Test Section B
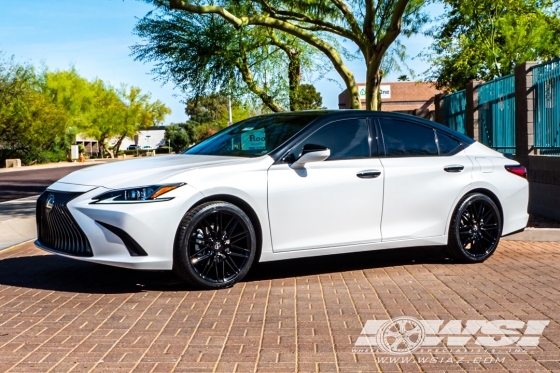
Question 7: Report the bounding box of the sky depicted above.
[0,0,439,124]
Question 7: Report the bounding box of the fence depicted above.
[533,59,560,156]
[478,74,516,154]
[441,90,467,134]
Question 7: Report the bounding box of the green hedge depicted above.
[156,147,173,154]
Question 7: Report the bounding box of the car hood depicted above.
[55,155,244,189]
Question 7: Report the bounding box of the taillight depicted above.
[505,165,527,179]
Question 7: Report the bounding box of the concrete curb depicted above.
[0,238,35,253]
[0,160,108,174]
[502,228,560,242]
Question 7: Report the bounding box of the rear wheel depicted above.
[447,193,502,263]
[174,201,256,289]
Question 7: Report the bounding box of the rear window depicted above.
[380,119,438,157]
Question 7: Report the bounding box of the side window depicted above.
[379,119,438,157]
[436,131,463,155]
[287,119,370,161]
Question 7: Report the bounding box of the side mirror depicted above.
[290,144,330,169]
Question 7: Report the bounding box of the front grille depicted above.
[36,191,93,257]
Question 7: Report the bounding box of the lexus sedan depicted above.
[36,111,528,289]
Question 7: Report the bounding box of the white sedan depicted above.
[36,111,528,289]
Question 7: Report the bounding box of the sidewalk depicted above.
[0,196,38,251]
[0,153,170,174]
[0,158,114,174]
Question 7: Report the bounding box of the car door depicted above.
[377,117,473,241]
[267,118,384,252]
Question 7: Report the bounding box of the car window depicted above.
[436,131,463,155]
[185,114,319,157]
[379,119,438,157]
[286,118,370,161]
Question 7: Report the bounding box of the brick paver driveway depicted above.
[0,241,558,372]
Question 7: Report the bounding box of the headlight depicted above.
[91,183,185,204]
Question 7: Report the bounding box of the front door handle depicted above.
[357,170,382,179]
[444,165,464,173]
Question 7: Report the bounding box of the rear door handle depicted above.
[444,165,464,173]
[357,170,382,179]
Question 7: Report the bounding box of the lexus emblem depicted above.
[46,194,55,212]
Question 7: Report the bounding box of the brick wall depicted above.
[338,82,441,112]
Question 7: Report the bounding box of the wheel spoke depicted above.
[228,251,249,259]
[214,258,220,282]
[227,218,239,238]
[480,234,494,245]
[202,217,215,234]
[190,251,212,264]
[481,209,494,222]
[468,203,477,221]
[200,258,214,278]
[225,255,240,273]
[477,202,484,222]
[230,233,249,244]
[230,244,251,253]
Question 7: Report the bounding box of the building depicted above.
[76,126,166,156]
[338,81,442,119]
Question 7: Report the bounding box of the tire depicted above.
[447,193,502,263]
[173,201,257,289]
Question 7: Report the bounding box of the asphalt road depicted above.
[0,165,93,202]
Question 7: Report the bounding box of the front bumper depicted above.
[35,183,204,270]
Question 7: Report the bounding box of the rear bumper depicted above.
[501,185,529,236]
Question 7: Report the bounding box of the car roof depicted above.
[256,110,474,145]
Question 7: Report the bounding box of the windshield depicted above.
[184,114,319,157]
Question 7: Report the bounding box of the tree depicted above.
[294,84,324,110]
[143,0,428,110]
[132,9,331,112]
[111,86,171,157]
[397,74,409,81]
[164,124,190,152]
[0,56,69,165]
[426,0,560,91]
[0,53,172,165]
[185,93,251,142]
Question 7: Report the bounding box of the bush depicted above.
[156,146,172,154]
[121,149,139,156]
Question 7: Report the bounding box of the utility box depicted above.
[5,159,22,168]
[71,145,79,160]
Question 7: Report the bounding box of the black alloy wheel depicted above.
[447,193,502,263]
[174,201,256,289]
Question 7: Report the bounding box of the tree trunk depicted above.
[365,58,382,111]
[287,50,301,111]
[113,135,126,158]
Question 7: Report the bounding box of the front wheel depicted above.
[447,193,502,263]
[174,201,257,289]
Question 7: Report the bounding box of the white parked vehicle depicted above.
[36,111,528,289]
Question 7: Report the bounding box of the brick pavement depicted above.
[0,241,559,372]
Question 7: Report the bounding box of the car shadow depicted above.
[245,246,452,282]
[0,246,452,294]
